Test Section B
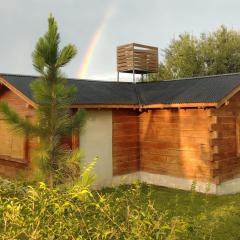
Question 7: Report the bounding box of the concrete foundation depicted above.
[112,172,240,195]
[216,178,240,195]
[112,172,217,194]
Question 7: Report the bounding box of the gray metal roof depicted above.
[1,73,240,106]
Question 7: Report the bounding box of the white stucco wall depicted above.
[80,110,112,188]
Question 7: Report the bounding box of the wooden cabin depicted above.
[1,73,240,194]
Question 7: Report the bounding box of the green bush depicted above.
[0,179,190,240]
[0,176,239,239]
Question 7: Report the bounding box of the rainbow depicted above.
[77,5,115,79]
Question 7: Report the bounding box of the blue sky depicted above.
[0,0,240,81]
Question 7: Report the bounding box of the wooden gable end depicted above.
[0,85,80,177]
[0,86,34,167]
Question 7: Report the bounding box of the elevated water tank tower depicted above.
[117,43,158,82]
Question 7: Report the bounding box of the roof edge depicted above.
[71,102,217,109]
[138,72,240,84]
[2,72,240,84]
[0,77,37,108]
[3,73,240,110]
[217,84,240,108]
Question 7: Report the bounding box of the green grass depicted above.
[102,184,240,240]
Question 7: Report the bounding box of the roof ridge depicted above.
[2,72,240,85]
[137,72,240,84]
[0,73,135,84]
[0,73,38,78]
[2,72,240,107]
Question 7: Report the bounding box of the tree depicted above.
[149,26,240,81]
[0,15,85,187]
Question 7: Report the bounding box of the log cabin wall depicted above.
[139,109,215,183]
[112,109,140,175]
[3,80,240,187]
[0,87,35,177]
[0,87,79,178]
[211,92,240,184]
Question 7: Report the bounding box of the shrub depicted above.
[0,175,238,239]
[0,179,192,239]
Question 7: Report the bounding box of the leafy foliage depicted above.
[149,25,240,80]
[1,176,240,239]
[0,15,85,186]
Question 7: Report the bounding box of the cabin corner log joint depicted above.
[1,72,240,194]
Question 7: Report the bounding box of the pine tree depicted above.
[0,15,85,187]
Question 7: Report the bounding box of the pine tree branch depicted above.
[72,109,86,129]
[0,102,39,135]
[56,45,77,68]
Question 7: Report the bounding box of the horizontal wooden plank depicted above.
[133,55,158,61]
[140,112,210,120]
[117,43,158,51]
[113,122,138,131]
[113,151,139,158]
[213,152,237,161]
[218,144,236,153]
[114,135,139,143]
[113,141,139,149]
[117,50,158,57]
[141,135,209,145]
[217,116,236,124]
[140,158,212,172]
[140,123,209,132]
[113,116,139,123]
[133,43,158,50]
[210,123,235,131]
[140,109,211,118]
[133,49,158,55]
[140,166,212,181]
[140,116,210,125]
[141,141,211,151]
[210,109,235,117]
[211,137,236,146]
[140,129,209,139]
[140,149,212,161]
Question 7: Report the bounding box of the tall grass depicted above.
[0,173,239,239]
